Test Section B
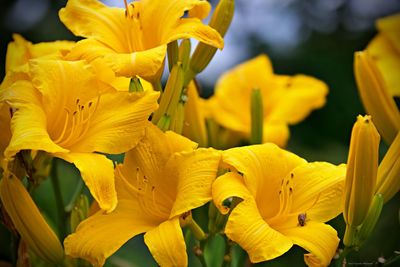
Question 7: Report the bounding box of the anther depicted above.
[123,0,131,17]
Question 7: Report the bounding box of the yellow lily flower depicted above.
[1,59,159,212]
[1,34,75,90]
[0,171,64,264]
[5,34,74,72]
[212,144,346,266]
[367,13,400,96]
[64,123,221,267]
[60,0,224,80]
[205,54,328,147]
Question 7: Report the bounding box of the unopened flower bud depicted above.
[179,39,191,72]
[0,173,64,264]
[152,63,184,126]
[375,131,400,202]
[189,0,234,79]
[354,51,400,144]
[129,77,144,92]
[343,115,380,233]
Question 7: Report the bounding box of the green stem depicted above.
[64,179,84,213]
[50,158,67,239]
[336,246,353,267]
[188,218,207,241]
[384,253,400,266]
[151,80,163,92]
[221,238,232,267]
[196,250,208,267]
[194,240,208,267]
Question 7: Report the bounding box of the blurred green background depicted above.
[0,0,399,266]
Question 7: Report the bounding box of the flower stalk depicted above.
[50,158,67,240]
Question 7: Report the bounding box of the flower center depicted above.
[52,97,100,148]
[116,165,171,220]
[123,0,144,52]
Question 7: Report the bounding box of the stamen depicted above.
[55,96,100,147]
[124,0,131,17]
[53,108,70,144]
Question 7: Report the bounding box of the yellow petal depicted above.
[3,81,67,159]
[0,174,64,264]
[123,123,197,186]
[210,55,274,135]
[68,38,166,79]
[262,122,290,147]
[222,143,306,218]
[376,13,400,53]
[188,0,211,19]
[267,75,328,124]
[59,0,128,52]
[102,45,167,79]
[5,34,74,73]
[289,162,346,222]
[169,148,221,218]
[141,0,216,45]
[117,123,198,219]
[69,90,159,154]
[87,58,131,91]
[225,198,293,263]
[367,34,400,96]
[279,221,339,267]
[29,59,113,116]
[0,103,12,162]
[212,171,252,215]
[165,18,223,49]
[144,218,187,267]
[65,199,159,267]
[5,34,31,72]
[55,152,117,213]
